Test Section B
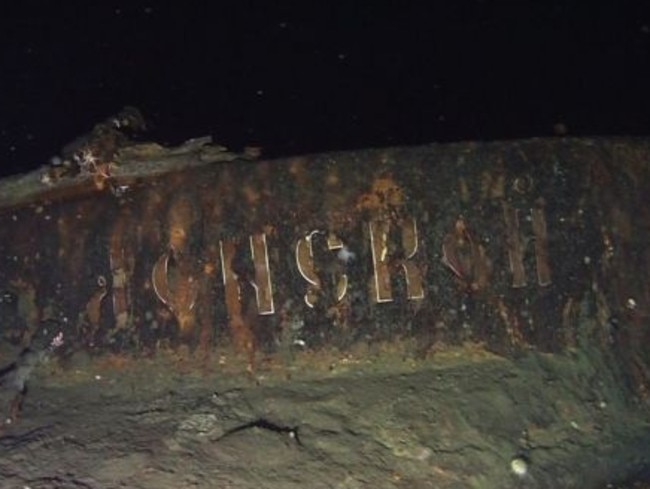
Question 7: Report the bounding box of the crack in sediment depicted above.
[216,418,304,446]
[0,424,53,450]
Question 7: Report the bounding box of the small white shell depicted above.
[510,456,528,477]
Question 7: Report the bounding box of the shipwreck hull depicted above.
[0,137,649,378]
[1,137,650,488]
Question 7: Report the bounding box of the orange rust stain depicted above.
[325,171,340,186]
[242,184,261,206]
[90,163,114,191]
[153,194,202,338]
[356,175,405,213]
[175,308,196,338]
[221,240,256,369]
[85,277,108,330]
[151,252,199,338]
[109,216,134,331]
[225,285,255,362]
[172,270,199,337]
[561,298,580,349]
[140,190,165,248]
[203,262,216,276]
[496,298,526,348]
[326,298,351,332]
[95,352,133,371]
[479,168,506,201]
[169,226,188,256]
[441,218,492,292]
[288,157,309,187]
[167,195,198,256]
[200,186,224,235]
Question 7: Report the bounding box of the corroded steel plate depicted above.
[0,137,649,388]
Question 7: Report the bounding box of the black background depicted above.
[1,1,649,177]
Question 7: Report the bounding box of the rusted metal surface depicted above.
[0,137,649,387]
